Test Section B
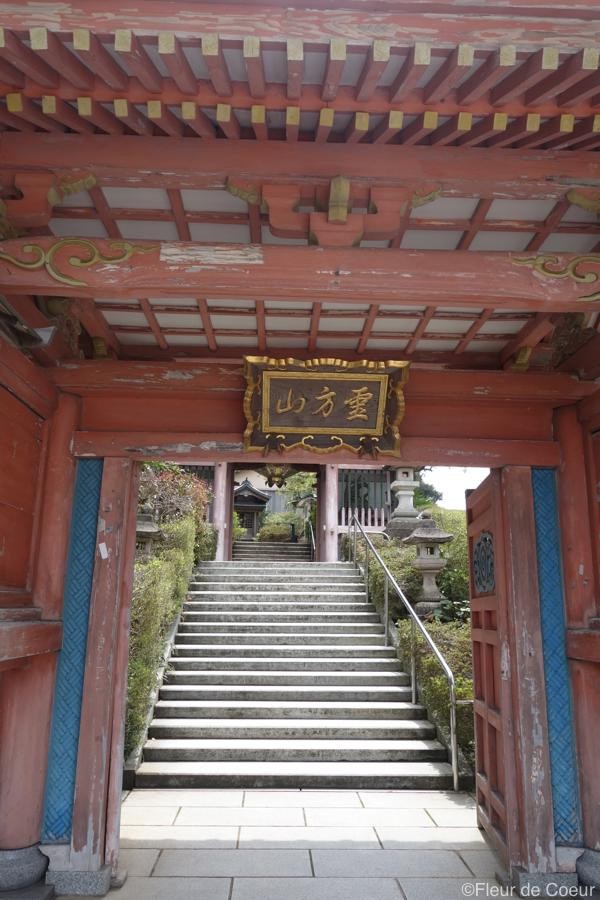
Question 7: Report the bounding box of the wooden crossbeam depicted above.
[195,298,217,351]
[287,38,304,101]
[6,93,64,132]
[370,110,404,144]
[216,104,240,139]
[0,28,58,88]
[89,185,122,239]
[2,134,599,200]
[77,97,124,135]
[147,101,184,137]
[526,47,599,105]
[41,96,95,134]
[423,44,474,103]
[181,102,216,138]
[113,98,153,135]
[389,43,431,102]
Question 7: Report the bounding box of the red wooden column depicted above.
[0,392,77,885]
[323,463,339,562]
[45,459,136,896]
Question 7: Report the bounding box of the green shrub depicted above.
[125,514,196,757]
[194,518,217,562]
[232,511,246,541]
[257,523,291,542]
[397,620,474,760]
[257,510,303,542]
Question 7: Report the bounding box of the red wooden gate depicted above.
[467,472,516,867]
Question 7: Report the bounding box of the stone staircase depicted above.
[232,540,312,561]
[136,557,453,789]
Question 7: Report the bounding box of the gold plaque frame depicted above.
[243,356,410,457]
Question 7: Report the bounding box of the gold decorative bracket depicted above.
[513,254,600,302]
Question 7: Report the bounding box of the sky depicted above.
[426,466,489,510]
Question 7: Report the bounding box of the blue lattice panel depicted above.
[42,459,103,843]
[532,468,583,846]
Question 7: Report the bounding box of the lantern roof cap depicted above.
[402,511,454,545]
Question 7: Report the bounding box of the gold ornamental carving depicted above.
[513,254,600,302]
[0,238,156,287]
[243,356,410,458]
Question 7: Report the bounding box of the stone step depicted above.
[154,699,426,719]
[199,559,357,576]
[158,684,413,702]
[172,644,396,657]
[169,656,402,671]
[176,623,384,634]
[148,717,435,740]
[183,601,372,612]
[186,592,367,603]
[180,612,380,623]
[189,580,365,589]
[174,632,386,645]
[135,760,454,789]
[142,738,448,762]
[164,669,409,685]
[191,575,363,584]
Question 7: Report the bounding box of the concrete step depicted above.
[198,563,356,571]
[169,656,402,671]
[154,699,426,719]
[135,760,454,789]
[148,717,435,740]
[142,738,448,762]
[174,632,386,645]
[172,644,396,657]
[176,623,384,634]
[189,580,365,589]
[164,670,409,686]
[183,601,372,612]
[191,575,363,585]
[187,592,367,602]
[158,684,413,702]
[180,612,380,623]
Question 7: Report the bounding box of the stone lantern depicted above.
[136,503,161,557]
[386,466,420,541]
[403,511,454,617]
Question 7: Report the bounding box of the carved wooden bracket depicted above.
[0,171,96,238]
[228,176,440,247]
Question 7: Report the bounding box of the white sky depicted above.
[426,467,489,510]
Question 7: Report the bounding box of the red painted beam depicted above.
[3,240,598,312]
[2,134,596,199]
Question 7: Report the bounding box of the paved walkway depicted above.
[91,789,502,900]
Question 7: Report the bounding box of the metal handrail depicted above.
[307,518,316,560]
[348,513,460,792]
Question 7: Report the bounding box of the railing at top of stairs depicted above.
[306,518,316,560]
[348,513,462,792]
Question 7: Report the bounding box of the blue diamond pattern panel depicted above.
[42,458,103,843]
[532,467,583,846]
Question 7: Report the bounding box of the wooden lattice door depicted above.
[467,472,517,867]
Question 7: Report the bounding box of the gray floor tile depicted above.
[312,848,471,877]
[120,806,179,826]
[120,825,237,848]
[377,826,488,849]
[118,849,160,877]
[154,849,312,877]
[176,806,304,826]
[426,808,479,828]
[305,808,434,827]
[400,878,500,900]
[232,877,404,900]
[239,826,379,848]
[460,849,504,877]
[124,789,243,807]
[62,876,231,900]
[244,790,362,807]
[359,791,476,809]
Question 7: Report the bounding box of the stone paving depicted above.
[66,788,505,900]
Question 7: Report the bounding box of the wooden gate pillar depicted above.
[322,463,339,562]
[213,462,233,561]
[42,458,137,896]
